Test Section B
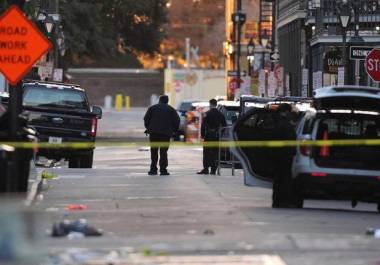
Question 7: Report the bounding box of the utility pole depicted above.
[229,0,246,100]
[6,0,25,192]
[236,0,242,92]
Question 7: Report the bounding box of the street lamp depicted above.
[247,38,255,76]
[338,0,352,85]
[261,30,269,69]
[44,15,55,34]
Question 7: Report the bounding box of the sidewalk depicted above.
[97,108,147,140]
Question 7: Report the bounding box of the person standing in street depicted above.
[271,104,297,208]
[144,95,180,176]
[197,99,227,175]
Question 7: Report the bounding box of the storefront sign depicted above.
[324,50,342,74]
[244,21,259,41]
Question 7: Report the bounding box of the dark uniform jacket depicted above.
[144,103,180,137]
[272,114,297,158]
[201,108,227,140]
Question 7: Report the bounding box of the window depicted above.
[23,86,87,110]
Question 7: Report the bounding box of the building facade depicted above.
[277,0,380,96]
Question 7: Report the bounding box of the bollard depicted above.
[125,96,131,111]
[150,94,159,106]
[115,94,123,112]
[104,95,112,110]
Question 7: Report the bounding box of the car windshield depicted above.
[23,86,87,110]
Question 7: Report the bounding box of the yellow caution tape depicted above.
[0,139,380,149]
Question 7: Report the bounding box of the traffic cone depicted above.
[320,130,330,157]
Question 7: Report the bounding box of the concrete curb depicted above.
[25,161,42,207]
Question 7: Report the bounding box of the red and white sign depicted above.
[0,5,52,85]
[365,48,380,82]
[228,77,243,95]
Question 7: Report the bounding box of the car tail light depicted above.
[377,176,380,181]
[311,172,328,177]
[90,118,98,137]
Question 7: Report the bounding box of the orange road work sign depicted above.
[0,5,52,85]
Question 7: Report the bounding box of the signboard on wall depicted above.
[285,74,290,96]
[302,68,308,97]
[323,50,342,74]
[268,72,276,97]
[313,71,323,90]
[337,67,345,85]
[244,21,259,41]
[258,70,266,96]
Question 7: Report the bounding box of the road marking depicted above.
[124,254,287,264]
[109,184,141,187]
[58,175,86,179]
[125,196,178,200]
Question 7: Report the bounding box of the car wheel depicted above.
[80,152,93,168]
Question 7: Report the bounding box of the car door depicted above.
[231,107,279,188]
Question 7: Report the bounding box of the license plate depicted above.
[48,137,62,144]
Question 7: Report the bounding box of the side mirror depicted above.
[92,106,103,119]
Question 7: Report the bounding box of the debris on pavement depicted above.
[138,146,150,152]
[203,229,215,235]
[366,228,380,238]
[51,219,103,238]
[41,170,58,180]
[47,249,120,265]
[66,204,88,211]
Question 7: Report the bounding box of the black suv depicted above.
[22,81,102,168]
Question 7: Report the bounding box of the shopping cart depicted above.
[217,126,240,176]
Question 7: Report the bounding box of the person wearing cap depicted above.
[197,99,227,175]
[271,103,297,208]
[144,95,180,176]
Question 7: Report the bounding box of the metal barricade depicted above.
[217,126,239,176]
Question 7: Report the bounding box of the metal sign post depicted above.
[350,46,373,86]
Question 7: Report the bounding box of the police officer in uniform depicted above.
[197,99,226,175]
[271,104,297,208]
[144,95,180,176]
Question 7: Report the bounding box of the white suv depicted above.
[292,86,380,211]
[232,87,380,212]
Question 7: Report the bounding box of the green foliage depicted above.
[60,0,168,66]
[0,0,169,67]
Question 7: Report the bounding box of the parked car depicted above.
[217,100,240,125]
[292,86,380,211]
[0,92,9,105]
[22,81,102,168]
[232,86,380,212]
[239,95,272,114]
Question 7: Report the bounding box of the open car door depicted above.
[231,107,279,188]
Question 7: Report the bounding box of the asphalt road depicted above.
[30,145,380,265]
